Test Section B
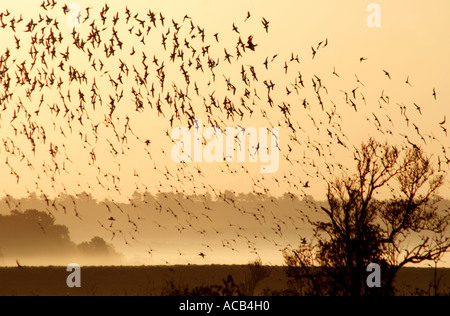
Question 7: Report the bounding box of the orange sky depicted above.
[0,0,448,201]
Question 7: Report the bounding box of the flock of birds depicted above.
[0,1,448,264]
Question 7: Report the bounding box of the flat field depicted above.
[0,265,449,296]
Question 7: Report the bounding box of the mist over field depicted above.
[0,192,326,266]
[1,194,449,268]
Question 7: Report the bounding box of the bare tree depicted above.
[284,139,450,296]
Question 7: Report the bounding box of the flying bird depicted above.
[261,17,270,33]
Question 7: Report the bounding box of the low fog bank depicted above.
[0,210,123,267]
